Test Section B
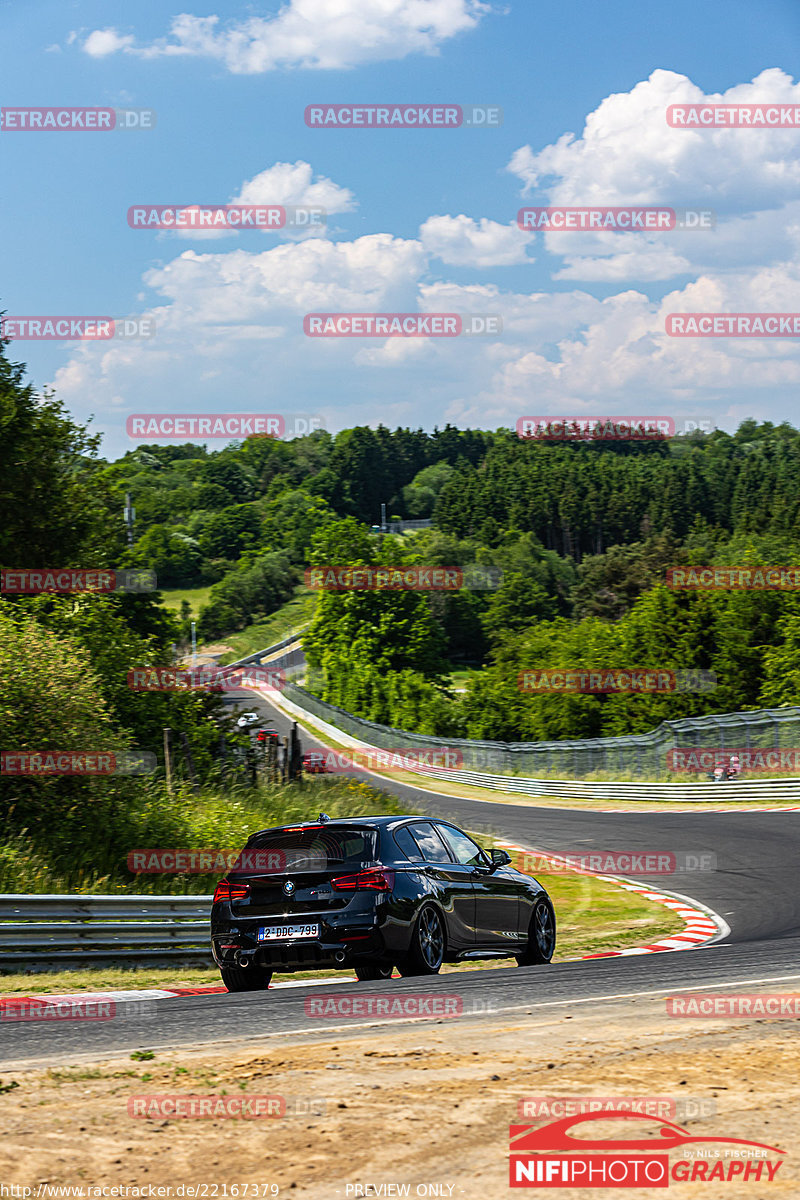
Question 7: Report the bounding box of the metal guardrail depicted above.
[385,519,433,533]
[0,894,213,968]
[280,676,800,781]
[232,632,800,802]
[398,763,800,802]
[227,630,308,668]
[226,632,307,681]
[270,687,800,804]
[3,770,797,972]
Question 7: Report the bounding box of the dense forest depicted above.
[3,331,800,765]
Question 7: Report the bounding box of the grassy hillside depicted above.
[217,589,315,662]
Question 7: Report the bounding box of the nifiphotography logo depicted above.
[508,1111,785,1187]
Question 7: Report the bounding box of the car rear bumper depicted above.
[212,934,387,971]
[211,908,397,971]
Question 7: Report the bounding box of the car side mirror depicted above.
[488,848,512,871]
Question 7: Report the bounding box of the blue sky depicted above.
[2,0,800,458]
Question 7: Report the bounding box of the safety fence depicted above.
[227,632,800,788]
[228,634,306,680]
[277,678,800,780]
[269,688,800,803]
[0,894,213,969]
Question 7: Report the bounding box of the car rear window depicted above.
[243,826,377,872]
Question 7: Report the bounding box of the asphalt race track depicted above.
[3,689,798,1067]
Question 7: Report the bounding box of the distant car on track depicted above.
[301,750,328,774]
[236,712,262,729]
[211,814,556,992]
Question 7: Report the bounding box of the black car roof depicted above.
[247,814,440,839]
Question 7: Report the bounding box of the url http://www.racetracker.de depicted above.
[0,1187,280,1198]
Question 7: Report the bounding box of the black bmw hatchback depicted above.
[211,814,556,991]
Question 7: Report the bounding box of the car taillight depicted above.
[331,868,395,892]
[212,879,250,903]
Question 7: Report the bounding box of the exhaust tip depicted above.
[236,952,251,968]
[334,950,346,963]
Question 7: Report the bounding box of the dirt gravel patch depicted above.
[0,992,796,1198]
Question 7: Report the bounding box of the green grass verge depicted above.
[158,586,315,661]
[158,586,215,616]
[216,589,316,664]
[0,776,408,896]
[443,668,475,689]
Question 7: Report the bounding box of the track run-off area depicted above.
[3,688,799,1070]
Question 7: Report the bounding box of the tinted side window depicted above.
[437,824,487,868]
[408,821,452,863]
[393,826,424,862]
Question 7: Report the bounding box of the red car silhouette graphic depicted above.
[510,1110,785,1155]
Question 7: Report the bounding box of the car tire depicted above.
[220,964,273,992]
[396,904,445,976]
[516,896,556,966]
[354,963,394,981]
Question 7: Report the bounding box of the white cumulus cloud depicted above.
[169,161,357,241]
[508,68,800,282]
[77,0,489,73]
[82,28,135,57]
[420,214,532,266]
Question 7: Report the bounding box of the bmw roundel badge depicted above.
[283,880,295,896]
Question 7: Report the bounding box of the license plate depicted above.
[258,923,320,941]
